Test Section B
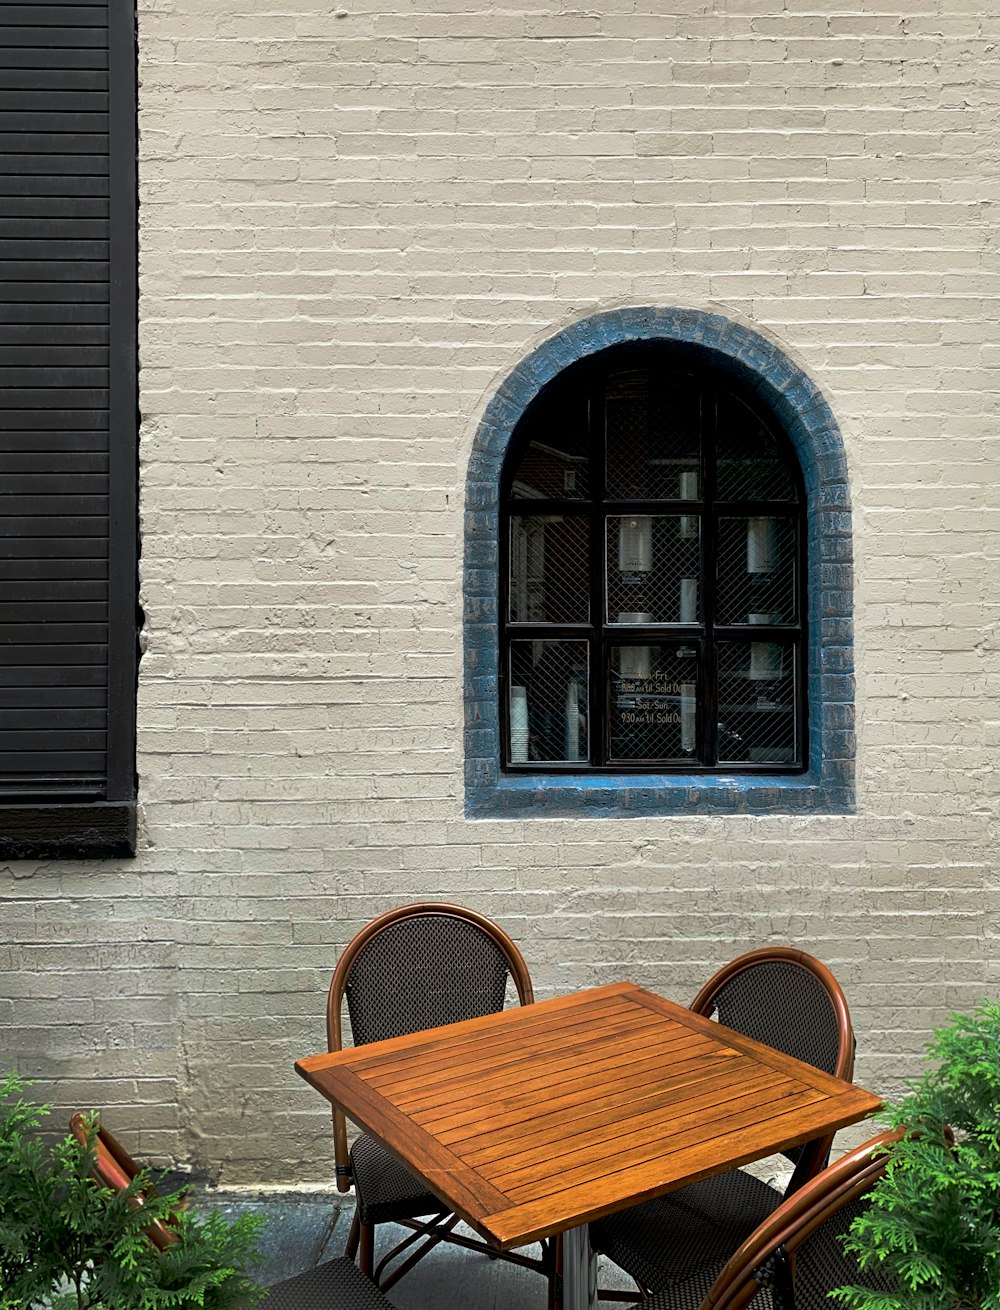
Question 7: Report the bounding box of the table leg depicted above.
[562,1223,597,1310]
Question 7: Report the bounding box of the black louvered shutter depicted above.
[0,0,136,856]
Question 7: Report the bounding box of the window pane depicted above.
[507,382,590,500]
[605,370,700,500]
[508,437,590,500]
[716,640,798,765]
[508,639,588,764]
[508,515,589,623]
[716,393,796,501]
[608,644,699,762]
[606,515,701,625]
[716,515,796,625]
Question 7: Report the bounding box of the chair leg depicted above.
[345,1209,361,1261]
[550,1232,562,1310]
[358,1221,375,1277]
[310,1204,340,1268]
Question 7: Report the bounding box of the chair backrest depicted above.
[690,947,854,1182]
[704,1131,898,1310]
[69,1111,178,1251]
[326,902,534,1189]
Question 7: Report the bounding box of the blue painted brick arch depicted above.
[464,307,855,817]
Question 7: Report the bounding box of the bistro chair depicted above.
[591,946,855,1301]
[69,1113,397,1310]
[326,902,539,1292]
[634,1130,898,1310]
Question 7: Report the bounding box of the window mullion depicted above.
[591,380,606,767]
[702,385,718,766]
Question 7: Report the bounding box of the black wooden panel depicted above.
[0,154,109,175]
[0,536,107,557]
[0,8,107,27]
[1,470,108,488]
[0,708,106,730]
[0,28,107,48]
[0,620,108,643]
[0,214,107,232]
[0,326,109,345]
[0,685,106,708]
[0,560,107,583]
[0,451,108,469]
[0,749,105,768]
[0,729,106,752]
[0,112,108,132]
[0,662,108,685]
[0,429,108,449]
[0,578,106,599]
[0,304,108,326]
[0,131,108,153]
[0,369,109,390]
[0,90,107,110]
[0,174,107,195]
[0,197,108,218]
[0,68,107,92]
[0,643,108,664]
[0,350,107,370]
[0,388,109,408]
[0,0,134,814]
[1,601,107,621]
[0,240,109,259]
[0,282,108,302]
[0,260,109,280]
[0,516,107,536]
[0,46,108,68]
[0,804,135,860]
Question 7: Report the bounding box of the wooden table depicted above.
[295,981,880,1310]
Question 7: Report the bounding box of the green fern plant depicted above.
[832,1001,1000,1310]
[0,1073,265,1310]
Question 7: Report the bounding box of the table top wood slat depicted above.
[497,1084,828,1198]
[295,982,880,1251]
[468,1067,789,1172]
[484,1087,878,1246]
[427,1042,749,1147]
[375,1008,680,1105]
[394,1022,720,1118]
[361,994,663,1090]
[314,1065,511,1218]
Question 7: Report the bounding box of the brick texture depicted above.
[2,0,997,1183]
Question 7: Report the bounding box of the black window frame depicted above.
[499,342,808,776]
[0,0,138,858]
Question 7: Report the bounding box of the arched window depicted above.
[464,308,855,817]
[501,343,805,773]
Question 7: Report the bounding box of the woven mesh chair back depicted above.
[344,911,517,1046]
[707,1132,897,1310]
[737,1183,894,1310]
[696,952,848,1167]
[786,1187,894,1309]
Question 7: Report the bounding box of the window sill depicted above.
[466,770,853,818]
[0,803,137,859]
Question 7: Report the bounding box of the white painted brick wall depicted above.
[2,0,997,1183]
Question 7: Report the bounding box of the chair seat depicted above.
[591,1168,782,1294]
[351,1132,449,1226]
[261,1256,393,1309]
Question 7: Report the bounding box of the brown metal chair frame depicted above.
[596,945,857,1304]
[696,1130,898,1310]
[70,1112,398,1310]
[69,1111,178,1251]
[325,902,543,1293]
[690,946,855,1197]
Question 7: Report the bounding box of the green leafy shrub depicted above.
[0,1073,265,1310]
[832,1001,1000,1310]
